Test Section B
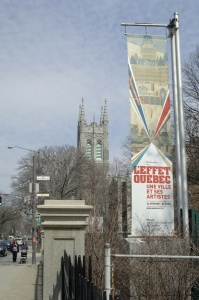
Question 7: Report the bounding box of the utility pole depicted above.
[32,155,37,264]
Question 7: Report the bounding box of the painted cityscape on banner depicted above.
[126,34,174,236]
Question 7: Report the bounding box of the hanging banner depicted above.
[126,34,174,236]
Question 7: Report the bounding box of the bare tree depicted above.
[0,198,22,237]
[0,206,21,227]
[183,46,199,186]
[182,46,199,211]
[183,47,199,125]
[11,145,89,200]
[109,135,131,178]
[84,158,131,290]
[111,233,199,300]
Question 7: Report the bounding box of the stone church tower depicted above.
[77,99,109,172]
[77,99,131,235]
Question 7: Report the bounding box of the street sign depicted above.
[36,211,41,227]
[37,194,49,197]
[37,176,50,180]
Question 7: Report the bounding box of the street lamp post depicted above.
[32,154,37,264]
[8,145,38,264]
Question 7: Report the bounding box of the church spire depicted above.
[79,98,86,123]
[78,104,81,121]
[100,106,103,124]
[103,99,108,123]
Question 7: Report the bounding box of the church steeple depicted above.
[78,104,81,120]
[100,106,103,124]
[103,99,108,124]
[79,98,86,123]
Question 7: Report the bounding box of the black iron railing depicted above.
[61,250,110,300]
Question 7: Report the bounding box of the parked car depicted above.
[0,242,8,256]
[2,239,11,250]
[14,237,23,246]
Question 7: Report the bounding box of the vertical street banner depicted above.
[126,34,174,236]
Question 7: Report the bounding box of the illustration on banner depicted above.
[127,34,174,236]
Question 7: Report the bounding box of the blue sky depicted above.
[0,0,198,194]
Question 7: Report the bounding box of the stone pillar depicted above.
[37,199,93,300]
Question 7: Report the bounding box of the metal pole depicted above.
[170,27,182,233]
[112,254,199,260]
[7,145,38,262]
[174,12,189,237]
[32,155,37,264]
[104,243,111,298]
[121,22,168,28]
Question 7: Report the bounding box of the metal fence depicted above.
[61,250,111,300]
[61,244,199,299]
[104,243,199,300]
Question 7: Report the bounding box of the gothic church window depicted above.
[86,140,92,159]
[96,140,102,160]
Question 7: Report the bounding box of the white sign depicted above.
[37,176,50,181]
[131,145,174,236]
[37,194,49,197]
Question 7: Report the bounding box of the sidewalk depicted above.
[0,247,43,300]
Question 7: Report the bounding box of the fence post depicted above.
[104,243,111,298]
[61,257,64,300]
